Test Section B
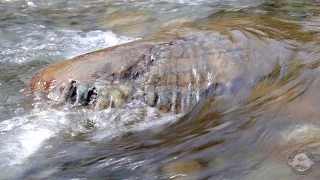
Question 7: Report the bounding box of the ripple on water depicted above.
[2,0,320,179]
[0,11,139,178]
[0,108,90,179]
[0,23,137,64]
[0,100,179,179]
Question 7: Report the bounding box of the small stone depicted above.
[173,104,182,114]
[159,104,171,112]
[162,160,202,175]
[158,91,171,105]
[95,96,110,110]
[76,84,90,104]
[95,88,111,110]
[109,89,124,108]
[144,92,156,107]
[118,85,132,98]
[100,87,111,97]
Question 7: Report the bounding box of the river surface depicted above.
[1,0,320,179]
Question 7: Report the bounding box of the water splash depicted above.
[0,24,137,64]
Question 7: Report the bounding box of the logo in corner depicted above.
[287,148,316,176]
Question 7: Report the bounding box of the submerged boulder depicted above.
[24,26,287,113]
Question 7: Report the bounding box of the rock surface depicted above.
[24,27,283,113]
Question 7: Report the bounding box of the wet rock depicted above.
[24,21,290,113]
[95,88,111,110]
[109,89,124,108]
[76,83,90,105]
[94,87,125,110]
[144,92,157,107]
[162,160,202,177]
[118,84,132,98]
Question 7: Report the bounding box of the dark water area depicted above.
[1,0,320,179]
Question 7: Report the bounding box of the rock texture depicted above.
[24,28,281,113]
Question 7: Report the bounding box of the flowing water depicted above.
[1,0,320,179]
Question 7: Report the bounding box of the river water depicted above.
[1,0,320,179]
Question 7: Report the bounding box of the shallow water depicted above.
[1,0,320,179]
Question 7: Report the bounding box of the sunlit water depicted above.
[1,0,320,179]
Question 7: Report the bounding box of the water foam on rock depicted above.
[0,24,137,64]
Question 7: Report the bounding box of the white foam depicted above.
[0,102,179,171]
[0,109,84,167]
[0,24,137,64]
[87,101,180,141]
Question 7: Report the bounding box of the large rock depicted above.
[24,27,285,113]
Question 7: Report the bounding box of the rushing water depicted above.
[1,0,320,179]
